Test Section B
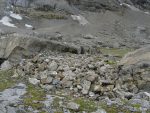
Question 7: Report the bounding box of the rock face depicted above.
[0,83,26,113]
[0,33,94,63]
[71,0,120,11]
[7,0,150,12]
[131,0,150,10]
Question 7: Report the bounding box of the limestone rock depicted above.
[81,80,91,95]
[92,108,107,113]
[119,46,150,66]
[48,61,58,71]
[29,78,40,85]
[0,60,12,70]
[67,102,80,111]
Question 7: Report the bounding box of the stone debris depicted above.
[66,102,80,110]
[0,60,12,70]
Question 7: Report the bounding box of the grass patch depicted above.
[52,97,61,109]
[0,69,15,91]
[52,96,65,113]
[132,104,141,109]
[74,98,97,112]
[104,60,117,65]
[100,103,141,113]
[23,84,46,110]
[99,48,132,58]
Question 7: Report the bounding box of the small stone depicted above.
[88,64,95,70]
[48,61,58,71]
[1,60,12,70]
[89,92,95,97]
[49,71,57,77]
[77,85,82,90]
[63,70,76,80]
[29,78,40,85]
[45,59,50,63]
[83,34,96,39]
[32,55,39,63]
[95,61,104,68]
[41,77,53,84]
[106,85,114,91]
[92,108,107,113]
[25,62,33,72]
[38,62,47,71]
[100,66,107,72]
[86,71,98,81]
[47,77,53,83]
[87,74,98,82]
[81,80,91,95]
[100,80,114,85]
[67,102,80,111]
[93,85,102,92]
[12,69,19,78]
[40,71,48,79]
[52,79,60,85]
[61,78,73,88]
[74,88,78,93]
[115,90,134,99]
[41,85,53,90]
[55,33,63,40]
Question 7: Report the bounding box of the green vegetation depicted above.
[52,97,64,113]
[99,48,132,58]
[100,103,141,113]
[0,69,15,91]
[23,84,46,110]
[104,60,117,65]
[52,97,61,109]
[132,104,141,109]
[74,98,97,112]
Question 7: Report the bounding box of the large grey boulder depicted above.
[119,46,150,66]
[0,33,91,63]
[7,0,30,7]
[118,46,150,92]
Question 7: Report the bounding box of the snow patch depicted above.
[10,12,22,20]
[25,24,33,29]
[71,15,89,26]
[0,16,16,27]
[144,11,150,15]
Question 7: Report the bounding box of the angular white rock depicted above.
[25,24,33,29]
[71,14,89,26]
[29,78,40,85]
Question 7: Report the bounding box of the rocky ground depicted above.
[0,0,150,113]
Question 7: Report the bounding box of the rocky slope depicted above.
[0,0,150,113]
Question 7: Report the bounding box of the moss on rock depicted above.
[99,48,132,58]
[23,84,46,110]
[0,69,15,91]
